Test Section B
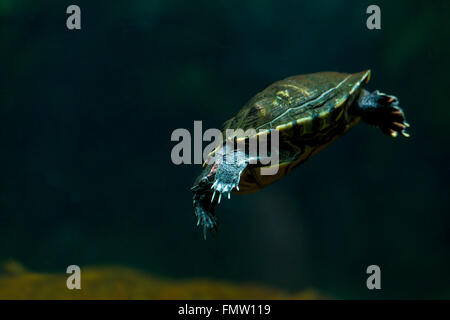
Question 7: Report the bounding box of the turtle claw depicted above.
[381,104,411,138]
[358,90,411,139]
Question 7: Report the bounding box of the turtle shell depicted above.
[211,70,371,193]
[223,70,370,134]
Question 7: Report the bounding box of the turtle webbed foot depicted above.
[192,176,218,239]
[211,150,248,202]
[194,204,217,239]
[358,90,410,138]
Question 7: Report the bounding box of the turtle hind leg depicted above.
[193,190,218,239]
[356,90,410,138]
[192,172,219,239]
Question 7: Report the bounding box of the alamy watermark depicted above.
[366,5,381,30]
[66,5,81,30]
[170,121,280,175]
[66,265,81,290]
[366,265,381,290]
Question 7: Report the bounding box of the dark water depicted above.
[1,0,449,298]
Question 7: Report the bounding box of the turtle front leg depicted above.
[191,149,248,239]
[211,149,248,202]
[355,89,410,138]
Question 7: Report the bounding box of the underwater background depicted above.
[0,0,449,299]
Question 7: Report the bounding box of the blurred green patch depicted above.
[0,260,324,299]
[0,0,14,16]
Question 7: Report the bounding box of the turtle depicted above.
[191,70,410,238]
